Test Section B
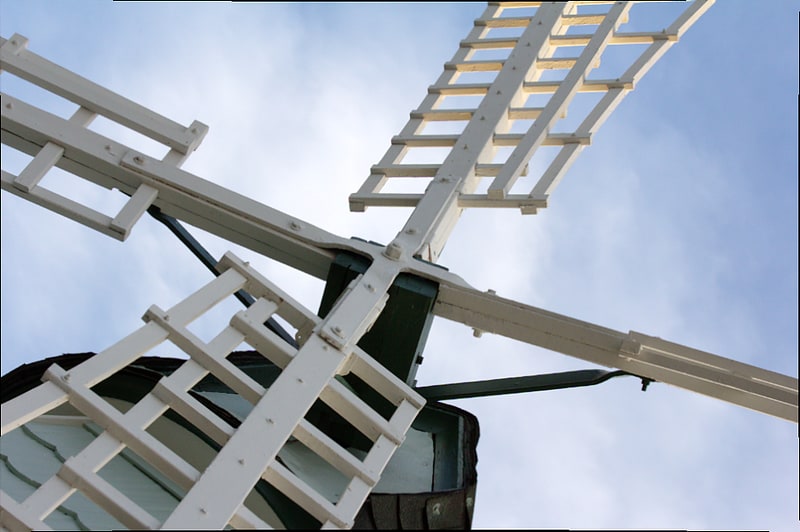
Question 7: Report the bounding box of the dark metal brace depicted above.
[415,369,655,401]
[146,205,298,348]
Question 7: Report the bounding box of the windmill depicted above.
[1,1,797,529]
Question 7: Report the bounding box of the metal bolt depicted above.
[62,373,71,382]
[384,242,403,260]
[432,503,442,516]
[365,283,375,292]
[332,325,343,336]
[296,377,304,384]
[289,221,302,231]
[200,508,207,515]
[266,418,274,424]
[132,155,144,165]
[238,458,245,465]
[405,228,417,235]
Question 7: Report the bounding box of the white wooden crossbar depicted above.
[349,1,714,228]
[0,252,424,530]
[0,33,208,241]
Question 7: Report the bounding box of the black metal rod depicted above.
[146,205,298,348]
[414,369,647,401]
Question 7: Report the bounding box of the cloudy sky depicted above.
[1,1,797,530]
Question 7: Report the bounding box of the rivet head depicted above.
[289,221,302,231]
[332,326,343,336]
[383,242,403,260]
[133,155,144,165]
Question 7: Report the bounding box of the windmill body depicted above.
[0,2,797,529]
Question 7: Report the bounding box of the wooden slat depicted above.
[444,60,504,72]
[428,83,491,95]
[348,193,422,208]
[410,108,474,121]
[459,37,517,49]
[390,132,590,148]
[475,16,532,28]
[524,78,633,93]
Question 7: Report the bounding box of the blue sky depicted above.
[1,1,797,530]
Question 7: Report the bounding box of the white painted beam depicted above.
[434,283,798,422]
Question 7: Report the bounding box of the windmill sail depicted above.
[351,1,714,262]
[1,2,796,530]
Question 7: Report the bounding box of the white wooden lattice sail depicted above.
[0,252,424,529]
[1,1,798,530]
[351,1,714,259]
[353,0,710,213]
[0,34,208,241]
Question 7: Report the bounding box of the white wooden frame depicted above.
[0,1,794,425]
[0,252,424,530]
[1,2,797,528]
